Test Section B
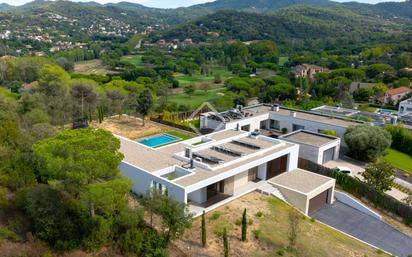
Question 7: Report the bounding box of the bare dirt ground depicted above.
[91,115,169,140]
[74,60,116,75]
[174,192,389,257]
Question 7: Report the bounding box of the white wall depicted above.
[335,191,381,220]
[257,163,267,180]
[120,162,187,203]
[188,187,207,204]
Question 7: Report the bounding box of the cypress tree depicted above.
[241,208,247,242]
[223,227,229,257]
[201,210,206,247]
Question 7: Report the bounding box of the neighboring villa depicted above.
[118,128,336,216]
[292,64,327,79]
[381,87,412,104]
[200,104,364,141]
[399,98,412,116]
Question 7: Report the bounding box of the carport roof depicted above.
[268,168,335,194]
[280,130,339,147]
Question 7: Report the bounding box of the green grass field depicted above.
[121,55,143,67]
[175,67,232,86]
[382,148,412,173]
[278,56,289,66]
[166,88,226,107]
[356,103,377,113]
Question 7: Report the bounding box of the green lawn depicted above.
[120,55,143,67]
[175,66,232,86]
[382,148,412,173]
[165,130,194,141]
[356,103,377,113]
[166,88,226,107]
[278,56,289,66]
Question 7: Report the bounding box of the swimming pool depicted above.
[137,134,180,147]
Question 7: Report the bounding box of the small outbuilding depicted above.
[279,130,340,164]
[268,168,336,215]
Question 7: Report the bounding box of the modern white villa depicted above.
[200,104,364,141]
[118,127,336,216]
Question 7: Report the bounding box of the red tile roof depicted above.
[386,87,412,96]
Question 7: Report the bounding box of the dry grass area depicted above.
[91,115,168,140]
[175,192,388,257]
[74,59,116,75]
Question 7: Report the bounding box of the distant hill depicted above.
[191,0,333,11]
[0,3,14,11]
[154,6,410,51]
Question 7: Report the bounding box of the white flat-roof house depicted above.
[119,128,336,216]
[399,98,412,116]
[200,104,364,142]
[279,130,341,164]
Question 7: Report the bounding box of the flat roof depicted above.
[235,105,363,128]
[119,129,297,187]
[268,168,334,194]
[280,130,339,147]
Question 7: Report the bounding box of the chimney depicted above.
[236,123,240,131]
[290,111,297,118]
[185,147,192,158]
[190,158,194,169]
[271,104,280,112]
[237,105,243,111]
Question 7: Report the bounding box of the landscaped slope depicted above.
[176,192,388,257]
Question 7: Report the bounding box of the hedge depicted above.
[385,125,412,156]
[298,159,412,225]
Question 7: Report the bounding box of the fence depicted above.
[298,158,412,225]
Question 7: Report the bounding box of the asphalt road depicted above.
[311,201,412,257]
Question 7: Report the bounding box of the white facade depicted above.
[399,98,412,116]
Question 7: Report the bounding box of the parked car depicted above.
[333,166,353,176]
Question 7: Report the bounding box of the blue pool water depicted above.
[138,134,180,147]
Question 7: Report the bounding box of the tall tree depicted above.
[362,161,395,193]
[136,89,154,126]
[223,227,229,257]
[202,210,206,247]
[241,208,247,242]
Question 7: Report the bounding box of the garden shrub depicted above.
[385,125,412,156]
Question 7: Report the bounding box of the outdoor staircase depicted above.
[257,181,287,202]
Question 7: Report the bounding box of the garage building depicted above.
[268,168,336,215]
[279,130,340,164]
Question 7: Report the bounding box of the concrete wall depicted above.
[276,186,309,214]
[120,162,187,203]
[188,187,207,204]
[224,176,235,195]
[257,163,267,180]
[335,191,381,220]
[268,112,348,140]
[233,171,249,190]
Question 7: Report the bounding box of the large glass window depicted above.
[260,120,267,129]
[269,119,280,130]
[292,124,305,131]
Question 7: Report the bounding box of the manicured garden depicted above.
[167,88,227,107]
[382,148,412,173]
[175,66,232,85]
[120,55,144,67]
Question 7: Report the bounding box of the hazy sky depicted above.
[0,0,405,8]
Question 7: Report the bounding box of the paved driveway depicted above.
[311,201,412,257]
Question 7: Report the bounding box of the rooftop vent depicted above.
[290,111,297,118]
[271,104,280,112]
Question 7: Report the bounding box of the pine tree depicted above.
[201,210,206,247]
[241,208,247,242]
[223,227,229,257]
